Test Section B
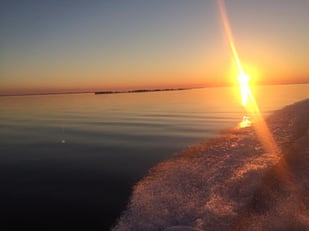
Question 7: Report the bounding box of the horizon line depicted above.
[1,81,308,97]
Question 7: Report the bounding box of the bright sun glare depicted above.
[238,72,253,128]
[218,0,281,156]
[217,0,254,128]
[238,73,250,107]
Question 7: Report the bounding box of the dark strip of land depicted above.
[94,88,189,95]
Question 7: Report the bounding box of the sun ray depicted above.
[217,0,280,156]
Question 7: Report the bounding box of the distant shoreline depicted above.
[0,87,192,97]
[1,82,308,97]
[94,88,189,95]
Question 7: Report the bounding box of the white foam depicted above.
[112,99,309,231]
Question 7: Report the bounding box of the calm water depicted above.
[0,84,308,230]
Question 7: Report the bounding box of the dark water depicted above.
[0,85,308,230]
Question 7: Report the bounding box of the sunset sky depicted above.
[1,0,309,95]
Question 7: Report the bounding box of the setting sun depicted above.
[238,72,250,106]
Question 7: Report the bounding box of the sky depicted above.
[1,0,309,95]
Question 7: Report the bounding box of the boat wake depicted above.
[112,99,309,231]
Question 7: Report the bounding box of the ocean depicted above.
[0,84,308,230]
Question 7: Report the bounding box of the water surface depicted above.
[0,84,308,230]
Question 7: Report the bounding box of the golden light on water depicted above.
[238,72,253,128]
[240,115,252,128]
